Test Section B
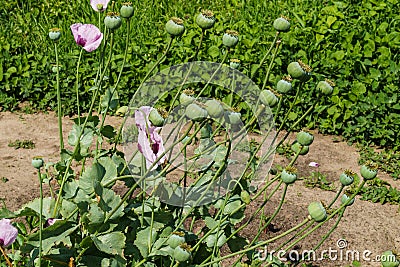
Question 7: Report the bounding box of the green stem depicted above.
[328,184,344,209]
[261,39,281,91]
[52,33,114,218]
[196,49,229,98]
[167,29,205,114]
[37,168,43,266]
[75,48,84,124]
[251,32,279,79]
[54,42,64,151]
[234,182,287,265]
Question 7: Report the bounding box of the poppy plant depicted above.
[70,23,103,52]
[0,219,18,247]
[90,0,110,12]
[135,106,166,169]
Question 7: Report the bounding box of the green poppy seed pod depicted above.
[185,103,208,122]
[276,78,292,94]
[173,244,191,262]
[205,99,224,118]
[166,17,185,36]
[381,251,400,267]
[49,28,61,41]
[104,12,122,31]
[240,191,251,204]
[287,60,312,81]
[149,109,164,127]
[223,30,239,48]
[196,9,215,30]
[167,232,186,249]
[259,90,278,107]
[32,157,44,169]
[308,201,327,222]
[120,2,134,19]
[317,79,335,95]
[339,170,355,186]
[273,16,290,32]
[281,168,297,184]
[179,92,194,106]
[296,131,314,146]
[291,141,309,155]
[360,164,378,180]
[226,112,241,125]
[341,194,355,206]
[230,58,241,69]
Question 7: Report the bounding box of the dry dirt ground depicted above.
[0,111,399,266]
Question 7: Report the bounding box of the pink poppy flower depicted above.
[90,0,110,12]
[70,23,103,52]
[309,162,320,167]
[135,106,166,169]
[0,219,18,247]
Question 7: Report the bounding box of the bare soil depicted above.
[0,111,399,266]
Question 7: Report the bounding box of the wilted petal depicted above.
[70,23,103,52]
[309,162,320,167]
[0,219,18,247]
[90,0,110,12]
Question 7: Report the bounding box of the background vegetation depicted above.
[1,0,399,149]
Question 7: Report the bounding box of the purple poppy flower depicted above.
[135,106,166,169]
[90,0,110,12]
[0,219,18,247]
[70,23,103,52]
[309,162,320,167]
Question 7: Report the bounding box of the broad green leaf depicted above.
[101,87,119,111]
[23,221,79,254]
[134,228,157,258]
[97,188,125,220]
[92,231,126,256]
[223,199,242,215]
[98,157,118,187]
[17,197,55,219]
[79,162,105,194]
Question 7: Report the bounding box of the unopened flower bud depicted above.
[32,157,44,169]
